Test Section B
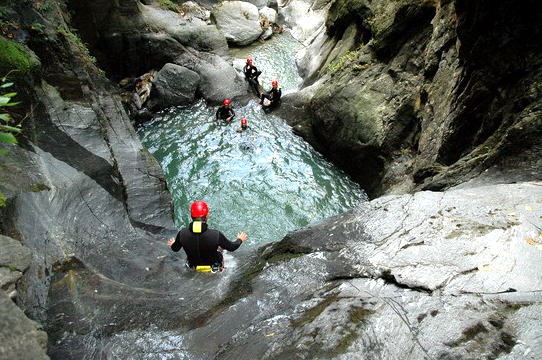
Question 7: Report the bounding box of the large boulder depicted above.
[211,1,263,45]
[148,63,200,110]
[259,6,277,24]
[175,49,248,104]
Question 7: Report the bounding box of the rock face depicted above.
[0,291,49,360]
[148,63,200,110]
[0,235,31,298]
[282,0,542,197]
[211,1,263,45]
[277,0,331,42]
[41,181,540,359]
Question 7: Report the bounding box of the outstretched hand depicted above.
[237,232,248,242]
[167,238,175,246]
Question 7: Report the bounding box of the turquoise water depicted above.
[138,35,367,248]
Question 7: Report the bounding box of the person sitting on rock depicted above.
[216,98,235,123]
[167,201,247,272]
[259,80,281,112]
[237,118,249,133]
[243,57,262,97]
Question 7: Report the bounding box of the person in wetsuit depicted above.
[260,80,281,112]
[216,98,235,123]
[167,201,247,271]
[243,57,262,96]
[237,118,249,133]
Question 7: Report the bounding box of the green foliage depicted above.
[57,27,97,65]
[0,75,22,207]
[326,50,359,73]
[158,0,179,12]
[0,40,33,76]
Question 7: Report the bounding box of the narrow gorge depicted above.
[1,0,541,359]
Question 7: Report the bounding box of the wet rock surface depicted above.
[36,181,539,359]
[161,182,541,359]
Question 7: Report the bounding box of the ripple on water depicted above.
[138,34,367,248]
[138,98,367,248]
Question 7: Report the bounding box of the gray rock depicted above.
[278,0,328,42]
[175,48,248,104]
[180,1,211,22]
[259,6,277,24]
[211,1,263,45]
[0,235,31,272]
[142,4,228,55]
[0,290,49,360]
[148,63,200,110]
[244,0,268,8]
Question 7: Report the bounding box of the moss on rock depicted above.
[0,39,37,76]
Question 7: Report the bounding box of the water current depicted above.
[138,34,367,249]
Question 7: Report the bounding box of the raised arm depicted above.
[218,231,246,251]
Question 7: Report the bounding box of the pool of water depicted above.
[138,34,367,248]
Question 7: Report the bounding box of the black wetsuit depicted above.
[243,64,261,96]
[216,105,235,122]
[260,87,282,108]
[171,222,242,268]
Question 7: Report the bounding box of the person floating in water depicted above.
[260,80,281,112]
[243,57,262,97]
[216,98,235,123]
[237,118,249,133]
[167,201,247,272]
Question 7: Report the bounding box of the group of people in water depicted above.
[215,57,282,133]
[168,57,283,272]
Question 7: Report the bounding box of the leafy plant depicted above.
[326,50,359,73]
[0,73,22,207]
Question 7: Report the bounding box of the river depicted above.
[137,34,367,250]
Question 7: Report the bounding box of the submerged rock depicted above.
[211,1,264,45]
[148,63,200,111]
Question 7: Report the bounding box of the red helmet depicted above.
[224,99,231,106]
[272,80,278,86]
[241,118,247,125]
[191,201,209,218]
[246,57,253,63]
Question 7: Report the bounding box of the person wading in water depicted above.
[167,201,247,272]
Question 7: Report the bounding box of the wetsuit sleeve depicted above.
[218,231,242,252]
[243,65,248,76]
[171,231,183,252]
[278,89,281,99]
[215,107,220,120]
[230,108,236,118]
